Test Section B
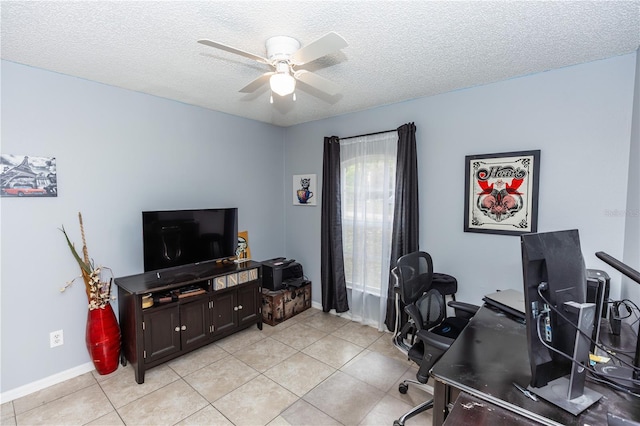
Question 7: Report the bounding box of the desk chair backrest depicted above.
[396,251,434,306]
[414,289,447,331]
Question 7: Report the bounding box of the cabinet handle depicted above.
[175,326,180,332]
[234,306,238,311]
[181,325,187,331]
[238,305,243,310]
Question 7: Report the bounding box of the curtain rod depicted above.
[339,128,396,141]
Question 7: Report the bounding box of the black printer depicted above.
[262,257,304,291]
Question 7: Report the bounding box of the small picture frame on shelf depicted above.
[235,230,251,263]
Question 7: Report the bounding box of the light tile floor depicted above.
[1,308,433,425]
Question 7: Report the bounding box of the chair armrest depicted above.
[449,301,480,319]
[416,329,453,351]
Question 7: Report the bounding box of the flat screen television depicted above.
[142,208,238,272]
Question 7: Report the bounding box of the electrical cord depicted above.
[621,298,640,313]
[534,284,640,398]
[534,312,584,367]
[599,299,639,359]
[613,300,634,320]
[606,298,640,324]
[620,299,640,326]
[536,285,640,373]
[587,371,640,398]
[534,308,640,397]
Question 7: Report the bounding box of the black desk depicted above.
[599,319,637,356]
[430,306,640,426]
[444,392,541,426]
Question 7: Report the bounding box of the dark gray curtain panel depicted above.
[321,136,349,313]
[384,122,419,331]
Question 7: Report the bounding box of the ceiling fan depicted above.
[197,32,347,102]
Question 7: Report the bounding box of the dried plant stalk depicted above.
[60,213,114,310]
[79,212,90,266]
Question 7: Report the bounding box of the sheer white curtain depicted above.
[340,132,397,330]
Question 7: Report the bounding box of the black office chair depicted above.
[391,251,478,426]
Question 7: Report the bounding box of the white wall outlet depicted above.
[50,330,63,348]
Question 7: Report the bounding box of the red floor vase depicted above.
[86,304,121,375]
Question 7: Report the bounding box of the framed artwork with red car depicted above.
[1,154,57,197]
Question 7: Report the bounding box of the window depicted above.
[340,132,397,327]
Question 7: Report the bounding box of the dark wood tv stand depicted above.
[115,260,262,384]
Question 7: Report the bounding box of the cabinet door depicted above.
[180,297,211,351]
[143,305,181,363]
[237,283,259,327]
[212,291,236,335]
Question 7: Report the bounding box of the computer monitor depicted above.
[520,229,602,415]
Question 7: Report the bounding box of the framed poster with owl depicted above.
[293,174,317,206]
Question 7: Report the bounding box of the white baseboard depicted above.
[1,362,95,403]
[1,302,375,403]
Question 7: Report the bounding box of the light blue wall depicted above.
[1,52,637,396]
[622,50,640,314]
[0,60,286,393]
[284,53,638,308]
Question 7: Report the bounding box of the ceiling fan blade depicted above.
[198,39,269,64]
[294,70,341,96]
[291,32,347,66]
[239,72,274,93]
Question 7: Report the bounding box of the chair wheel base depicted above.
[399,383,408,394]
[393,421,402,426]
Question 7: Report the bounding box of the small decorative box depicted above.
[238,270,249,284]
[214,276,227,290]
[248,268,258,281]
[227,273,238,287]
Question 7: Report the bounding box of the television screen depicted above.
[142,208,238,272]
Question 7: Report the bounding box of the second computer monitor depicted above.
[520,229,587,388]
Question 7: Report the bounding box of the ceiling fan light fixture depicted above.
[270,72,296,96]
[199,32,347,101]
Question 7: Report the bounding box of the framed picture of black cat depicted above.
[293,174,317,206]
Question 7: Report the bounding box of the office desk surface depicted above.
[430,306,640,425]
[444,392,541,426]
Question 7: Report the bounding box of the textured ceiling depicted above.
[2,1,639,127]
